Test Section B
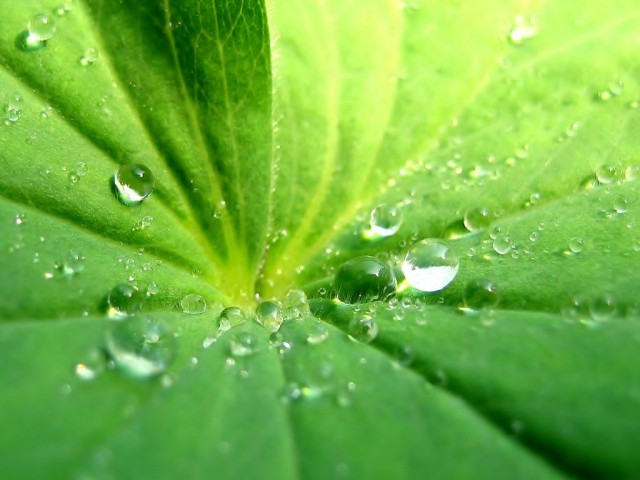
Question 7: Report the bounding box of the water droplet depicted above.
[348,313,378,343]
[568,236,584,253]
[306,323,329,345]
[492,235,512,255]
[334,256,396,303]
[107,283,145,318]
[462,278,500,311]
[281,382,302,404]
[283,289,309,319]
[368,204,403,237]
[595,165,618,184]
[255,301,283,333]
[27,14,56,41]
[179,293,206,314]
[14,213,26,225]
[3,97,22,124]
[463,207,491,232]
[589,295,617,321]
[624,165,640,182]
[229,332,257,357]
[508,15,537,44]
[133,215,154,231]
[401,239,459,292]
[53,0,74,16]
[56,250,85,276]
[74,350,105,381]
[106,317,176,378]
[113,164,155,205]
[218,307,245,332]
[79,47,99,66]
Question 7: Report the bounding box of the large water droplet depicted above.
[113,164,155,205]
[105,317,176,378]
[334,256,396,303]
[179,293,206,314]
[368,204,403,237]
[462,278,500,311]
[401,239,459,292]
[107,283,145,318]
[256,301,283,333]
[27,14,56,41]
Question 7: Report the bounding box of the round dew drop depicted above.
[113,164,155,205]
[401,239,459,292]
[463,278,500,310]
[218,307,245,332]
[368,204,403,237]
[229,332,257,357]
[105,317,176,378]
[348,314,379,344]
[306,323,329,346]
[179,293,206,314]
[27,14,56,41]
[79,47,99,66]
[463,207,491,232]
[568,237,584,254]
[334,256,396,304]
[256,301,283,333]
[107,283,145,318]
[492,235,512,255]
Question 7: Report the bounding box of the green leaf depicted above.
[1,0,639,478]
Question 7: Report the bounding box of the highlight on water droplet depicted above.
[366,204,403,238]
[105,317,176,379]
[179,293,206,315]
[107,283,145,318]
[113,164,155,205]
[401,239,459,292]
[462,278,500,311]
[334,256,396,303]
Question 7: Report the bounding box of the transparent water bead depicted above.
[568,237,585,254]
[492,235,512,255]
[401,239,459,292]
[74,350,105,381]
[106,317,176,378]
[348,314,378,344]
[595,165,618,184]
[462,278,500,311]
[56,250,85,276]
[113,164,155,205]
[463,207,491,232]
[180,294,206,314]
[368,204,403,237]
[256,301,283,333]
[54,0,75,16]
[589,295,617,321]
[107,283,145,318]
[79,47,99,66]
[283,289,309,319]
[334,256,396,303]
[27,14,56,41]
[218,307,246,332]
[229,332,258,357]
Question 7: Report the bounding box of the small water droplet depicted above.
[283,289,309,319]
[229,332,257,357]
[79,47,99,66]
[27,14,56,41]
[107,283,145,319]
[53,0,74,16]
[306,323,329,345]
[367,204,403,237]
[348,313,378,343]
[280,382,302,404]
[462,278,500,311]
[56,250,85,276]
[113,164,155,205]
[568,236,584,253]
[492,235,512,255]
[74,350,105,381]
[401,239,459,292]
[179,293,206,314]
[14,213,26,225]
[463,207,491,232]
[105,317,176,378]
[334,256,396,303]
